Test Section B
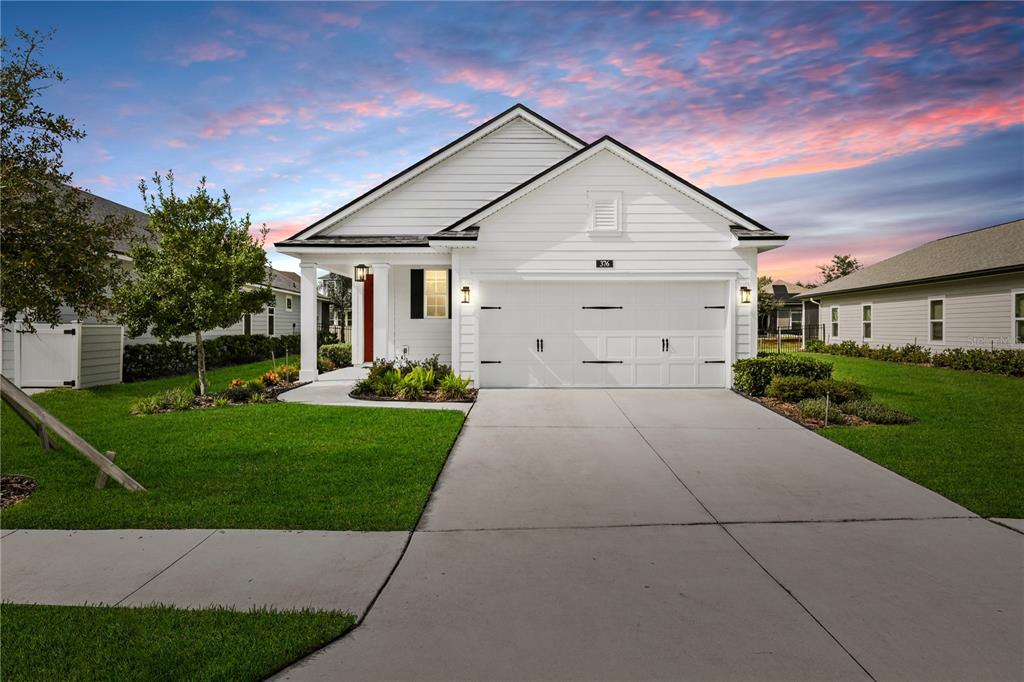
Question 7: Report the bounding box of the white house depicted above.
[276,104,788,387]
[796,219,1024,350]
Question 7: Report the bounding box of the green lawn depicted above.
[805,353,1024,518]
[1,360,465,530]
[0,603,353,681]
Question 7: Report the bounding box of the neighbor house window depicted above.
[862,305,872,340]
[1014,292,1024,344]
[588,191,622,234]
[286,296,293,311]
[424,269,448,319]
[929,298,943,342]
[831,307,839,338]
[792,309,803,328]
[268,305,276,336]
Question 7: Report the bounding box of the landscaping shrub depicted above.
[804,339,828,353]
[319,343,352,369]
[318,356,336,372]
[318,330,338,346]
[260,370,281,387]
[276,364,299,382]
[842,400,914,425]
[438,372,472,400]
[733,355,833,396]
[798,398,847,425]
[223,379,255,403]
[124,334,302,382]
[129,387,195,415]
[933,348,1024,377]
[807,378,870,404]
[803,340,1023,376]
[766,376,816,402]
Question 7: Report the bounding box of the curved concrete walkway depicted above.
[279,389,1023,681]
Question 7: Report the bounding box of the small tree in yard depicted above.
[320,272,351,342]
[115,172,273,395]
[817,254,862,284]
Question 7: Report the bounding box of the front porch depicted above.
[292,251,460,383]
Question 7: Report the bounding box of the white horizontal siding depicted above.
[820,272,1024,350]
[323,118,574,235]
[390,265,453,363]
[458,149,757,379]
[79,325,122,388]
[1,329,14,379]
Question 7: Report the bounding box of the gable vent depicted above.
[589,191,622,234]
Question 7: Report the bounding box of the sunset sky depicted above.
[4,1,1022,282]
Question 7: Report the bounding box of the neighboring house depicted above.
[761,280,814,334]
[276,104,788,387]
[1,189,331,389]
[795,219,1024,350]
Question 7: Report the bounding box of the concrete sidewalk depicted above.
[1,529,405,616]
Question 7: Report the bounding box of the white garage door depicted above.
[478,281,729,387]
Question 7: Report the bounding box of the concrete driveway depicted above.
[280,389,1023,681]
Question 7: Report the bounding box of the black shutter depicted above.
[410,269,424,319]
[448,269,452,319]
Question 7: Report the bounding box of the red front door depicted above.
[363,274,374,363]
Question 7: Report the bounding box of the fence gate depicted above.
[17,325,79,388]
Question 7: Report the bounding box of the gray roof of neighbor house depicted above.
[73,186,320,298]
[770,280,809,304]
[72,186,152,255]
[796,219,1024,298]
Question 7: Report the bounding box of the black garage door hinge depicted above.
[480,306,502,310]
[581,360,624,364]
[704,360,725,364]
[581,306,623,310]
[63,379,76,386]
[480,360,502,364]
[704,305,726,309]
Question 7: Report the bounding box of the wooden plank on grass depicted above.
[0,375,146,492]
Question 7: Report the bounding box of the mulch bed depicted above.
[1,475,38,510]
[753,397,869,429]
[348,389,477,404]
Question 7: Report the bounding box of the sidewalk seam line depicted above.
[112,529,219,606]
[605,390,877,682]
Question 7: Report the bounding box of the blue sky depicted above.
[3,1,1022,281]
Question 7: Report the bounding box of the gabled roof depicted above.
[443,135,784,237]
[796,219,1024,298]
[71,186,152,255]
[771,280,809,303]
[285,104,586,241]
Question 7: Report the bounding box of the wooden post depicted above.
[95,451,116,489]
[3,389,56,450]
[0,375,145,492]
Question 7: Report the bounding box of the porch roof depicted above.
[275,228,478,249]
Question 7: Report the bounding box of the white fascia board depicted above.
[297,109,585,240]
[448,139,766,234]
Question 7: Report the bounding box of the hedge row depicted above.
[732,354,833,396]
[805,339,1023,377]
[124,334,303,382]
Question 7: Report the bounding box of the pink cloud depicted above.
[766,27,837,59]
[176,40,245,66]
[608,52,694,93]
[200,102,291,138]
[659,5,729,28]
[320,11,361,28]
[864,42,918,59]
[438,65,530,97]
[335,99,399,117]
[165,138,189,149]
[801,63,847,82]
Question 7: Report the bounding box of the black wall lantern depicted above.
[461,286,471,304]
[354,264,369,282]
[740,286,751,304]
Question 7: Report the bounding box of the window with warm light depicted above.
[929,298,944,342]
[424,269,448,318]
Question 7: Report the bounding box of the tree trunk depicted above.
[195,330,208,396]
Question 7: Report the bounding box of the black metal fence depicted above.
[757,324,826,354]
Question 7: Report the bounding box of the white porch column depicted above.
[299,262,319,382]
[450,254,461,376]
[352,271,364,366]
[372,262,391,360]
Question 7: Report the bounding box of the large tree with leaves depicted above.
[115,172,273,395]
[320,272,351,342]
[1,28,133,332]
[817,254,862,284]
